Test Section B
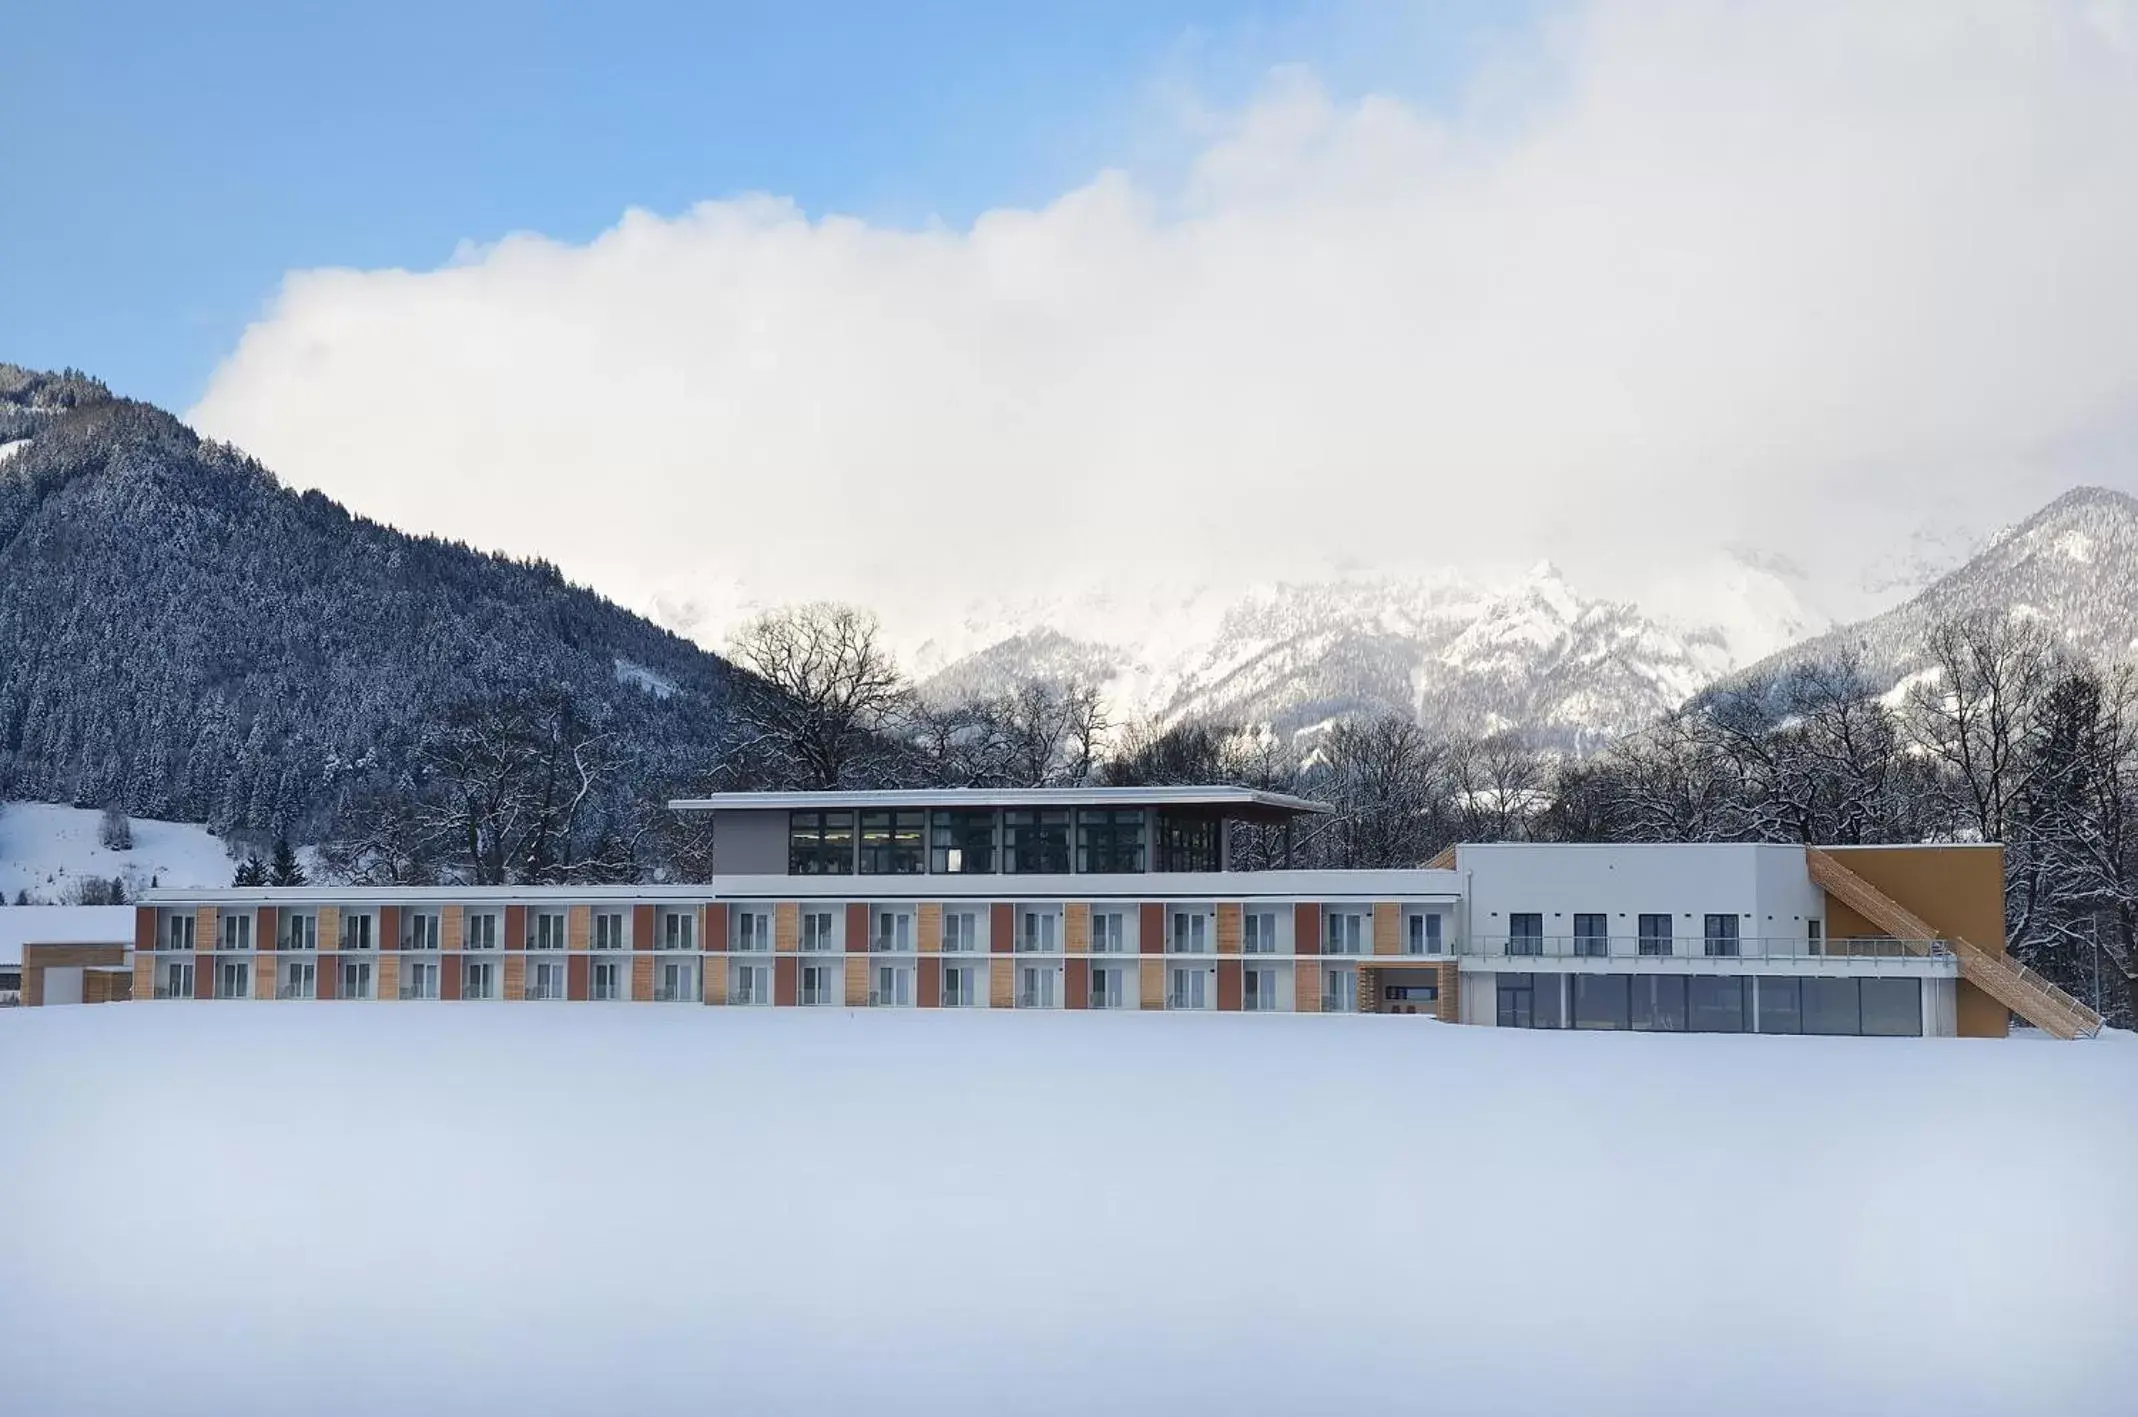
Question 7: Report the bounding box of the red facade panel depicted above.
[379,905,400,951]
[192,952,213,1000]
[1293,902,1321,956]
[990,903,1014,954]
[706,903,729,953]
[133,907,156,952]
[1065,960,1090,1010]
[1217,958,1243,1011]
[632,903,656,951]
[567,955,590,1001]
[439,953,462,1001]
[1139,903,1165,954]
[774,957,798,1007]
[917,956,941,1009]
[505,905,527,951]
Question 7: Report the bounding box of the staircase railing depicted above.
[1806,849,2102,1039]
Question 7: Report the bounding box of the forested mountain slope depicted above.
[0,366,748,848]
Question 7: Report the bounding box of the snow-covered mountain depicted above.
[1732,486,2138,690]
[920,557,1822,751]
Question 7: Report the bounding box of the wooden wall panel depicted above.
[917,956,941,1008]
[631,955,654,1002]
[632,903,656,951]
[567,956,590,1001]
[194,906,219,955]
[845,954,869,1007]
[1064,903,1091,955]
[1139,959,1165,1009]
[441,905,464,951]
[704,955,727,1005]
[917,902,941,953]
[1065,960,1090,1009]
[505,905,527,951]
[380,906,401,952]
[1294,961,1321,1013]
[257,905,278,953]
[502,954,526,1002]
[1139,903,1165,954]
[1373,902,1400,956]
[252,955,276,999]
[318,906,340,954]
[990,903,1014,954]
[377,954,400,1001]
[706,903,729,954]
[130,950,156,1002]
[774,957,798,1006]
[989,957,1014,1009]
[1217,958,1242,1010]
[1293,903,1321,956]
[775,902,800,953]
[133,907,156,953]
[1435,962,1460,1023]
[567,905,590,954]
[316,953,337,1001]
[846,902,869,957]
[440,953,463,1001]
[1216,903,1242,955]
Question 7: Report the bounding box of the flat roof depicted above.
[667,786,1334,817]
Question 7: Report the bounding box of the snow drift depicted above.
[0,1007,2130,1415]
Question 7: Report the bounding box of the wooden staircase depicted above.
[1805,848,2103,1040]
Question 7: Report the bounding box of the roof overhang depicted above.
[666,786,1334,823]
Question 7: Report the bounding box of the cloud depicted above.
[190,0,2138,658]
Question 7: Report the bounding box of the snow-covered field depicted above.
[0,801,238,901]
[1,1008,2131,1416]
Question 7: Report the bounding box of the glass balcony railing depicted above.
[1459,935,1952,963]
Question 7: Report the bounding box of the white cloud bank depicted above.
[190,0,2138,655]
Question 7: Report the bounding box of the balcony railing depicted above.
[1165,993,1212,1010]
[1015,991,1057,1008]
[1462,934,1954,964]
[652,986,692,1003]
[397,985,437,1000]
[277,985,318,1000]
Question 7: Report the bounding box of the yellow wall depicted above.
[1822,844,2007,1037]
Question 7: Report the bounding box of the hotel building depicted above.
[28,787,2100,1038]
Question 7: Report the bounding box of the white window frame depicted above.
[800,962,837,1004]
[283,912,317,951]
[281,958,316,1000]
[591,959,621,1001]
[731,961,769,1005]
[340,957,372,999]
[464,913,499,950]
[401,959,438,1000]
[942,964,976,1007]
[464,960,497,1000]
[733,910,771,952]
[1323,965,1359,1012]
[1243,910,1279,954]
[221,913,251,951]
[663,910,695,952]
[1091,911,1125,954]
[1244,965,1278,1011]
[593,911,625,951]
[165,914,195,951]
[801,910,837,953]
[873,909,913,952]
[1018,909,1058,953]
[404,912,440,951]
[530,911,566,951]
[1325,911,1366,956]
[1406,911,1443,956]
[341,913,374,951]
[1169,910,1209,954]
[942,911,977,953]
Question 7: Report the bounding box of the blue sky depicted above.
[1,0,1525,410]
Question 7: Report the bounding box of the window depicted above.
[942,911,978,953]
[662,910,695,952]
[1244,910,1279,954]
[657,960,696,1002]
[1570,973,1631,1029]
[733,910,770,952]
[1155,813,1221,872]
[1807,919,1824,956]
[789,812,855,875]
[1406,912,1443,956]
[1381,982,1438,1014]
[527,960,564,1001]
[530,912,566,951]
[800,963,836,1005]
[1637,914,1673,957]
[340,958,372,1000]
[1687,976,1748,1033]
[1322,965,1358,1012]
[404,912,440,951]
[221,914,251,951]
[1168,966,1210,1009]
[279,959,316,1000]
[463,960,497,1000]
[1090,965,1122,1008]
[1076,810,1146,873]
[871,964,912,1006]
[165,914,195,951]
[730,961,769,1005]
[159,961,194,999]
[1629,975,1688,1031]
[1169,910,1208,953]
[873,909,913,952]
[341,913,374,951]
[1017,965,1059,1007]
[942,964,977,1007]
[1325,911,1366,956]
[400,961,439,1000]
[464,912,498,950]
[1573,913,1608,958]
[801,910,837,952]
[215,961,249,999]
[1755,977,1802,1034]
[593,912,625,950]
[591,960,621,1001]
[1703,914,1741,958]
[283,913,317,951]
[1506,913,1543,957]
[1091,911,1126,954]
[1245,966,1279,1011]
[1019,910,1058,952]
[859,811,926,875]
[1495,973,1564,1028]
[930,811,997,874]
[1859,978,1922,1037]
[1803,977,1861,1035]
[1004,810,1070,874]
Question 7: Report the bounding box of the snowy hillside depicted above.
[1734,486,2138,689]
[0,1007,2128,1416]
[0,802,238,900]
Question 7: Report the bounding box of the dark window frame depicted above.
[1076,809,1147,874]
[788,811,856,876]
[858,809,926,875]
[1004,809,1071,875]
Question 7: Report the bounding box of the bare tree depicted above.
[729,604,909,787]
[1447,731,1546,843]
[1906,611,2058,845]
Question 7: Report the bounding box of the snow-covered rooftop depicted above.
[669,785,1334,817]
[0,904,135,966]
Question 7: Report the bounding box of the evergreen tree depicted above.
[268,838,306,887]
[233,855,267,888]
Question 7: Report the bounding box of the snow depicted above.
[0,437,29,463]
[612,657,680,699]
[0,1007,2130,1416]
[0,802,237,902]
[0,905,135,966]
